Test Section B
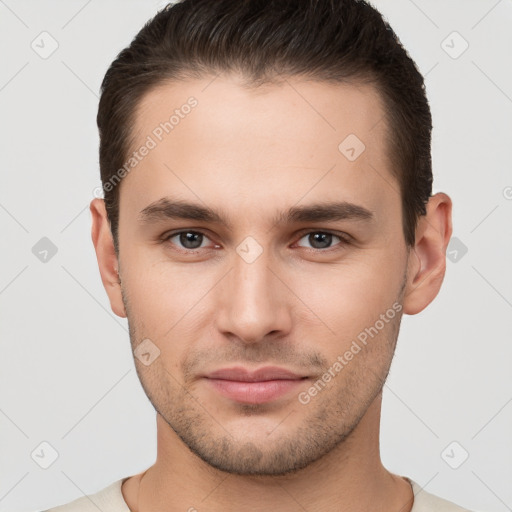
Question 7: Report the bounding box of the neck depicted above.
[125,394,414,512]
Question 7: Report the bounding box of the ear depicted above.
[403,192,453,315]
[90,198,126,318]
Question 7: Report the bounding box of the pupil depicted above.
[310,232,331,249]
[180,232,202,249]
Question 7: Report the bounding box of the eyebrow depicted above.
[138,197,374,228]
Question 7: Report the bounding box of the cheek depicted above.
[300,251,405,306]
[122,251,216,352]
[123,272,188,380]
[289,250,404,344]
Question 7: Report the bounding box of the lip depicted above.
[205,366,305,382]
[203,366,308,404]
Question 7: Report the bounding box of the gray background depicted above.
[1,0,511,510]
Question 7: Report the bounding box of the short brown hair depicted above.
[97,0,433,253]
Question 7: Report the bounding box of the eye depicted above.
[295,231,350,250]
[161,229,350,253]
[163,230,215,251]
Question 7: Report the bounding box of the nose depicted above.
[214,247,293,344]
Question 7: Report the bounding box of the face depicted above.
[98,75,417,475]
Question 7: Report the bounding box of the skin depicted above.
[90,74,452,511]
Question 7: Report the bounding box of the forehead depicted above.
[132,75,388,156]
[121,74,397,226]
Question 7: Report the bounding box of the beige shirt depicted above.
[42,476,475,512]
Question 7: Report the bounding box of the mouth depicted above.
[202,366,309,405]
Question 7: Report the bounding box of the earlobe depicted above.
[402,192,453,315]
[90,198,127,318]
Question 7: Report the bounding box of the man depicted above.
[45,0,474,510]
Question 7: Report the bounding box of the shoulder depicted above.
[40,478,130,512]
[407,478,479,512]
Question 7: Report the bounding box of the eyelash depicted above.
[160,229,352,253]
